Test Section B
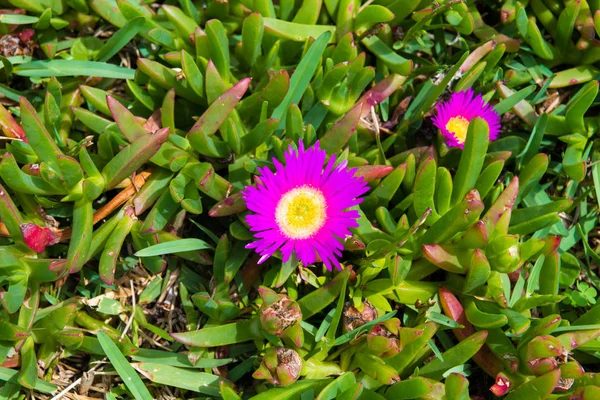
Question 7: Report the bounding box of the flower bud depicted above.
[527,357,557,376]
[489,373,512,397]
[366,318,401,357]
[258,287,303,347]
[253,347,302,386]
[519,335,565,376]
[526,335,564,359]
[343,300,377,332]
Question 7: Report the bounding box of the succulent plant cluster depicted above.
[0,0,599,399]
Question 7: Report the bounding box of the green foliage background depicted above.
[0,0,599,398]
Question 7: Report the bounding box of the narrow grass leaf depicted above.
[189,219,220,244]
[134,238,214,257]
[501,273,512,304]
[228,356,257,383]
[271,31,331,128]
[95,17,145,62]
[509,271,526,308]
[131,349,232,368]
[526,255,545,296]
[315,308,336,342]
[249,379,332,400]
[553,324,600,333]
[442,364,470,378]
[427,311,463,329]
[97,331,153,400]
[517,113,547,166]
[0,83,23,102]
[14,60,135,79]
[275,252,297,288]
[0,366,56,393]
[428,339,444,362]
[494,85,536,115]
[134,363,224,396]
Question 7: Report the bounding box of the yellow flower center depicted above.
[445,116,470,144]
[275,186,326,239]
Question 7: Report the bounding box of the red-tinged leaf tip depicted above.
[422,244,437,260]
[438,286,476,339]
[358,74,405,118]
[460,40,496,73]
[422,244,463,273]
[106,95,117,111]
[320,103,364,153]
[482,176,519,230]
[464,189,482,203]
[494,151,513,161]
[257,286,278,304]
[237,77,252,92]
[170,331,189,345]
[543,236,562,255]
[206,59,216,71]
[344,236,365,251]
[107,96,141,136]
[0,104,25,141]
[353,165,395,182]
[209,192,246,217]
[48,260,69,278]
[20,223,58,253]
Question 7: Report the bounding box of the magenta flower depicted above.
[432,88,501,148]
[242,141,369,270]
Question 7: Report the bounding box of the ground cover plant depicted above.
[1,0,600,398]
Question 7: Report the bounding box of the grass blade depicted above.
[271,31,331,128]
[97,331,153,400]
[134,363,225,396]
[95,17,145,62]
[134,238,214,257]
[0,366,56,394]
[494,84,536,115]
[130,349,233,368]
[13,60,135,79]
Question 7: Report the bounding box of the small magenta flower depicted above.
[242,141,369,270]
[432,88,501,148]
